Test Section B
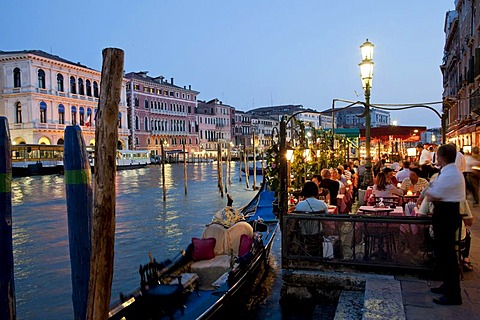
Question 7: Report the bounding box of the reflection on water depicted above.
[12,162,261,319]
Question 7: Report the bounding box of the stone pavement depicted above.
[398,204,480,319]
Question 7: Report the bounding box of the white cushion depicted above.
[201,224,228,256]
[191,255,231,290]
[226,221,254,256]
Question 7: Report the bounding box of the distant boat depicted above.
[87,147,151,171]
[241,164,264,175]
[10,144,152,177]
[11,144,64,177]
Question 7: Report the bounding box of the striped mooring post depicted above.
[64,125,93,320]
[0,116,15,320]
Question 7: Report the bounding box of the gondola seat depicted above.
[190,221,254,290]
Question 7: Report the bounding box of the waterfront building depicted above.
[421,128,442,145]
[442,1,480,150]
[251,115,278,152]
[247,104,333,142]
[233,110,252,151]
[0,50,129,147]
[196,99,234,158]
[124,72,199,158]
[323,105,390,129]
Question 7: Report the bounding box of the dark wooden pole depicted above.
[217,143,224,197]
[227,143,231,185]
[244,138,250,189]
[183,143,188,195]
[238,147,242,182]
[161,141,166,201]
[87,48,124,320]
[0,117,15,320]
[64,125,93,320]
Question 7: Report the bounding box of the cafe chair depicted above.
[297,212,325,257]
[402,195,420,207]
[361,209,397,261]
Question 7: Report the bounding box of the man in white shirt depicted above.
[419,143,432,178]
[426,144,465,305]
[395,160,411,182]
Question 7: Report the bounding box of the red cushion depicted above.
[238,234,253,257]
[192,237,216,261]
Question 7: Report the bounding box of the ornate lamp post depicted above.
[359,39,374,188]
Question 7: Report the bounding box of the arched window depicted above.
[40,101,47,123]
[57,74,64,92]
[147,138,151,145]
[144,99,149,108]
[13,68,21,87]
[58,104,65,124]
[15,102,22,123]
[86,108,92,126]
[135,116,139,130]
[71,106,77,125]
[86,80,92,96]
[135,98,139,106]
[78,78,84,95]
[79,107,85,125]
[38,69,46,89]
[144,117,148,131]
[70,76,76,94]
[135,137,139,147]
[93,81,99,98]
[118,112,122,128]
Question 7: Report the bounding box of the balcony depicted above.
[471,88,480,115]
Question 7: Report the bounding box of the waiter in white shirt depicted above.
[426,144,465,305]
[419,143,432,178]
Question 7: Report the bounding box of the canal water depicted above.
[11,162,268,319]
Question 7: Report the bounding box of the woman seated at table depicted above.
[295,181,328,213]
[371,172,403,199]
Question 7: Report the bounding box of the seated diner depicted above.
[371,172,403,199]
[295,181,328,213]
[400,167,428,195]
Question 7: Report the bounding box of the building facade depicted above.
[125,72,199,157]
[327,106,390,129]
[0,50,129,147]
[196,99,234,157]
[442,0,480,150]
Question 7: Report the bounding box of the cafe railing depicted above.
[282,212,435,273]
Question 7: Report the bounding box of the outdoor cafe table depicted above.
[358,205,420,235]
[358,205,403,216]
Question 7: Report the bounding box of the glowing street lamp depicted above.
[359,39,374,188]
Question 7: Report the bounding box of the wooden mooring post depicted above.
[183,143,188,195]
[0,117,15,320]
[217,144,224,197]
[243,139,250,189]
[64,125,93,320]
[87,48,124,320]
[161,140,166,201]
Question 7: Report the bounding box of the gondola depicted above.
[109,181,278,320]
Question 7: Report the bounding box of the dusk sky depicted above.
[2,0,453,128]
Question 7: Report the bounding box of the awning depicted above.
[458,124,476,134]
